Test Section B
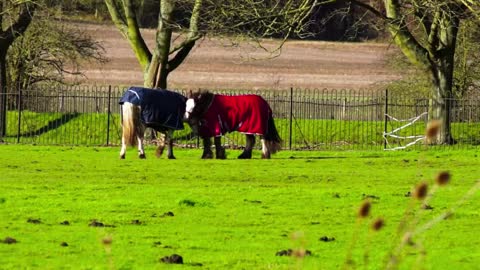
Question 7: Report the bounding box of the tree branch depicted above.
[347,0,387,20]
[168,40,195,72]
[2,2,36,46]
[169,0,203,54]
[384,0,431,69]
[105,0,152,71]
[104,0,128,35]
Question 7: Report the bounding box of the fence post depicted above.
[384,89,388,150]
[106,85,112,146]
[289,87,293,150]
[17,87,22,143]
[0,88,6,137]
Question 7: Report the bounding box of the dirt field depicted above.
[79,23,401,90]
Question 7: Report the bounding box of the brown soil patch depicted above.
[76,23,401,90]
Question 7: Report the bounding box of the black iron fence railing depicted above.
[0,85,479,150]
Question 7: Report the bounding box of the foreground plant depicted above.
[342,120,480,270]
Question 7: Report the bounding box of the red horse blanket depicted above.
[198,94,271,137]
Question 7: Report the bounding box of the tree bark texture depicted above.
[0,2,36,137]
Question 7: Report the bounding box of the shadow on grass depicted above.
[18,113,80,137]
[283,156,347,160]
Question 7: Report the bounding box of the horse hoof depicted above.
[238,152,252,159]
[156,148,164,158]
[139,154,146,159]
[168,155,176,159]
[202,153,214,159]
[120,155,125,159]
[216,150,226,159]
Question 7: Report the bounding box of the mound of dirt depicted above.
[160,254,183,264]
[2,237,17,244]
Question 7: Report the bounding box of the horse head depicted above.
[184,90,214,134]
[184,90,197,120]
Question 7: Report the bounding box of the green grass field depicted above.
[0,145,479,269]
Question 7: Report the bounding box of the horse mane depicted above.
[188,90,215,119]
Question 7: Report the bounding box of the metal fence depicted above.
[1,85,479,150]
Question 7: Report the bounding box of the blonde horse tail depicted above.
[122,102,141,146]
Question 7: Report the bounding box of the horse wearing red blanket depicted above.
[185,90,281,159]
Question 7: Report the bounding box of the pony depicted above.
[185,90,281,159]
[119,87,186,159]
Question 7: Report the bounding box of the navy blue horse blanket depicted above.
[119,87,186,130]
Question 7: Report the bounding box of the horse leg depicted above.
[120,136,127,159]
[166,130,176,159]
[138,126,146,159]
[137,137,146,159]
[238,134,254,159]
[261,137,271,159]
[214,136,226,159]
[155,132,166,158]
[202,137,214,159]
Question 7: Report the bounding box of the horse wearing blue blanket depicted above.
[119,87,186,159]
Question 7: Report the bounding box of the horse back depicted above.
[200,94,271,137]
[120,87,186,131]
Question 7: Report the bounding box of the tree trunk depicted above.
[0,2,36,137]
[141,0,174,88]
[154,0,174,89]
[428,15,459,145]
[0,49,7,137]
[429,51,456,144]
[106,0,203,89]
[430,72,454,144]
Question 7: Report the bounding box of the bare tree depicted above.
[349,0,480,144]
[453,19,480,98]
[0,1,37,137]
[9,16,107,90]
[104,0,321,89]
